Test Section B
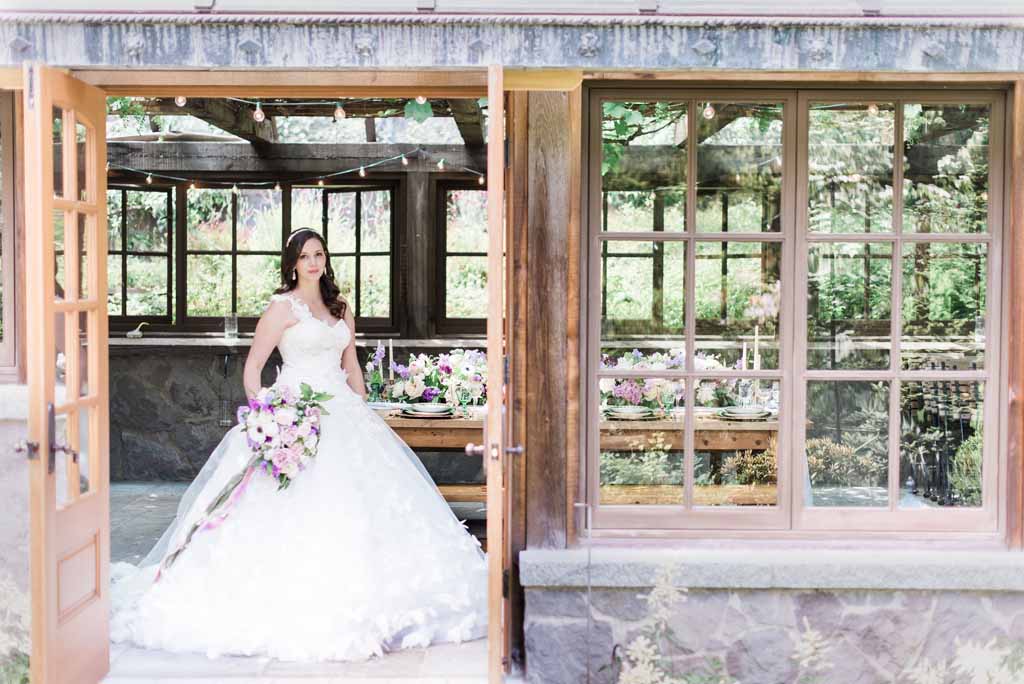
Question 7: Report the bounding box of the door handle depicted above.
[505,445,524,455]
[465,443,485,457]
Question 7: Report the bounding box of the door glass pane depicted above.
[291,187,323,233]
[446,189,488,253]
[900,381,983,508]
[697,102,783,233]
[598,376,685,505]
[52,106,64,198]
[186,254,231,316]
[805,380,890,508]
[903,103,990,234]
[107,258,123,315]
[601,101,687,233]
[694,241,781,369]
[446,255,487,319]
[600,240,685,365]
[107,189,122,250]
[54,209,66,300]
[75,407,91,495]
[807,242,893,370]
[127,189,169,252]
[187,188,231,251]
[360,190,391,252]
[236,254,280,317]
[359,255,390,318]
[327,192,356,252]
[694,378,780,507]
[54,409,70,508]
[77,213,90,300]
[237,188,282,251]
[901,242,986,370]
[126,256,169,316]
[78,312,93,398]
[808,102,895,233]
[75,119,89,202]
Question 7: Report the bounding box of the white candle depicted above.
[741,341,747,370]
[753,324,760,371]
[388,338,394,381]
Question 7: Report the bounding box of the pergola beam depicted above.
[448,99,486,147]
[142,98,278,154]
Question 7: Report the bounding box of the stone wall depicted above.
[521,548,1024,684]
[109,342,484,485]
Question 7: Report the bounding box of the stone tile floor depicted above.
[108,482,496,682]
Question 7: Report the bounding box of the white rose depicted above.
[275,407,298,426]
[390,381,405,398]
[599,378,616,393]
[643,380,661,402]
[697,383,716,405]
[296,420,312,438]
[405,377,426,399]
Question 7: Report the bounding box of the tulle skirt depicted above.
[110,376,488,662]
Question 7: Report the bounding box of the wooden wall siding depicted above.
[1009,80,1024,550]
[525,90,578,549]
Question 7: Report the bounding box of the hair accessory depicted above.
[286,228,322,247]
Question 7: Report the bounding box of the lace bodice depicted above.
[270,293,351,392]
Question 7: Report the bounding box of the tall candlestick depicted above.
[388,338,394,381]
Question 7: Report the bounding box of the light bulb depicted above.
[274,181,281,192]
[334,102,346,120]
[232,183,239,194]
[317,178,325,187]
[253,102,265,123]
[358,166,366,178]
[702,104,716,120]
[477,174,485,185]
[866,102,880,117]
[415,95,427,105]
[174,95,187,107]
[105,161,110,173]
[145,174,153,185]
[436,158,445,171]
[400,154,409,166]
[189,180,197,190]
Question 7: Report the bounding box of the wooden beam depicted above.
[448,98,486,147]
[583,70,1019,86]
[144,98,278,153]
[107,142,486,175]
[0,68,22,91]
[565,85,583,548]
[1008,80,1024,550]
[505,69,584,92]
[70,69,488,98]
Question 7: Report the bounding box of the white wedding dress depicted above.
[110,293,488,661]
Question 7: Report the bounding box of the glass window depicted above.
[440,184,489,327]
[107,187,173,321]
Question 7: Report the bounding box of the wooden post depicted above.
[1008,80,1024,549]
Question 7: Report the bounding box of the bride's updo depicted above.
[277,227,348,319]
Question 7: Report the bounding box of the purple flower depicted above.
[612,380,643,405]
[422,387,441,402]
[390,361,410,379]
[632,348,644,360]
[439,363,453,375]
[373,342,385,367]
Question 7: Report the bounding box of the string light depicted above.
[318,178,325,187]
[189,180,197,190]
[358,166,366,177]
[400,154,409,166]
[415,95,427,105]
[437,158,445,171]
[145,173,153,184]
[334,102,347,120]
[702,103,716,120]
[174,96,187,107]
[274,181,281,192]
[231,183,239,194]
[477,175,485,185]
[253,101,266,123]
[105,161,110,173]
[866,102,880,117]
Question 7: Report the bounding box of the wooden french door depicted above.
[23,63,110,684]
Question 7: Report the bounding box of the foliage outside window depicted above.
[438,183,488,332]
[589,91,1001,533]
[106,187,173,325]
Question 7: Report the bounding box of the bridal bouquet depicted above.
[238,383,334,490]
[158,382,332,577]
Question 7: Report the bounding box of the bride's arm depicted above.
[340,307,367,400]
[243,300,293,399]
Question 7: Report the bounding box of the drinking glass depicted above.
[224,313,238,339]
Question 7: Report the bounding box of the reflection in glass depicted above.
[694,378,780,507]
[54,210,66,300]
[807,242,892,370]
[901,242,986,371]
[76,121,89,202]
[694,241,781,369]
[126,256,169,316]
[899,381,983,508]
[187,189,231,251]
[598,376,685,505]
[697,102,783,234]
[126,189,170,252]
[107,190,123,251]
[446,255,487,319]
[107,260,123,315]
[360,190,391,252]
[601,101,687,233]
[600,240,684,364]
[291,187,323,232]
[805,381,890,507]
[236,254,280,316]
[186,254,231,316]
[237,189,282,251]
[903,104,989,234]
[53,107,64,198]
[76,407,91,495]
[360,255,390,318]
[77,213,90,300]
[446,189,488,252]
[331,255,355,306]
[808,103,895,233]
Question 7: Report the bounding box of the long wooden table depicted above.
[377,408,779,505]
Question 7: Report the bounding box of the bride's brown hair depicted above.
[276,228,348,319]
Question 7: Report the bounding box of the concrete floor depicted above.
[108,482,493,682]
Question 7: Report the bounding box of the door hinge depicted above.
[502,568,510,599]
[503,138,510,169]
[503,355,509,385]
[26,64,35,111]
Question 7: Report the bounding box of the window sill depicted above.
[519,545,1024,592]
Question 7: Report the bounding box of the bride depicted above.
[110,227,488,661]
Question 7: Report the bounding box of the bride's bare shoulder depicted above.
[261,295,300,328]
